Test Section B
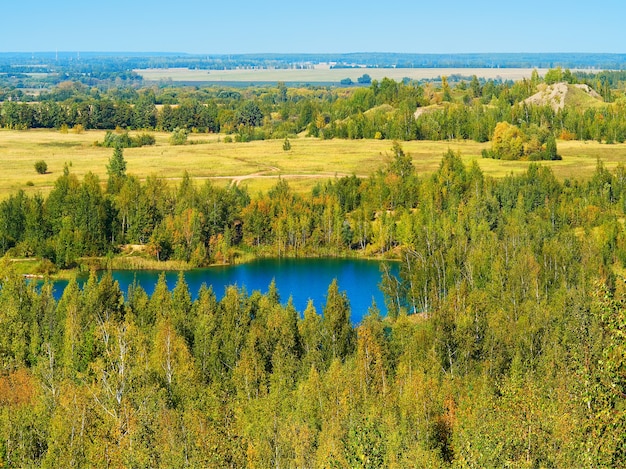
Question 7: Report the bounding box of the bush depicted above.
[100,131,156,148]
[34,160,47,174]
[234,133,249,143]
[169,128,189,145]
[134,132,156,146]
[34,258,58,276]
[103,131,132,148]
[235,127,267,143]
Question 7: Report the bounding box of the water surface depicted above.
[53,258,396,324]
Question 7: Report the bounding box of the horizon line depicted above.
[1,51,626,56]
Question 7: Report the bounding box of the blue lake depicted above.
[52,258,397,324]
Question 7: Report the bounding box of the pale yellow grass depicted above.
[3,128,626,200]
[137,67,552,83]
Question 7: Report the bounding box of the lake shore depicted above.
[8,245,400,282]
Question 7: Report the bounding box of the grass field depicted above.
[2,128,626,199]
[136,67,551,84]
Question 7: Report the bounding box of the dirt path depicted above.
[214,171,359,186]
[32,168,367,192]
[163,166,365,186]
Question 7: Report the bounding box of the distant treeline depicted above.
[2,70,626,144]
[2,52,626,90]
[3,51,626,72]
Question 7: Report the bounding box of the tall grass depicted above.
[2,129,626,199]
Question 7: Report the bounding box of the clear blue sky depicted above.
[2,0,624,54]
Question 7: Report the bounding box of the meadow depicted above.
[136,66,548,84]
[2,128,626,199]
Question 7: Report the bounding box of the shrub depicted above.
[34,160,47,174]
[101,131,155,148]
[169,127,189,145]
[103,131,132,148]
[34,258,58,276]
[134,132,156,146]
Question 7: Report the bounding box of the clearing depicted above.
[2,129,626,199]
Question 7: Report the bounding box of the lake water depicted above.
[52,258,397,324]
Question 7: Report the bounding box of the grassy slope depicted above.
[563,84,606,109]
[2,128,626,199]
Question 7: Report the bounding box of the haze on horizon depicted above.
[2,0,625,55]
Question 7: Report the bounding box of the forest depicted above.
[2,67,626,145]
[1,148,626,466]
[1,67,626,269]
[1,66,626,467]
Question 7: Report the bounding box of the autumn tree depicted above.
[322,280,354,363]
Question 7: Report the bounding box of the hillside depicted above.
[523,82,604,111]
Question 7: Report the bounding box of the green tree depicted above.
[148,272,172,325]
[106,146,127,194]
[322,280,354,363]
[151,318,196,405]
[470,75,481,98]
[358,74,372,85]
[544,67,563,85]
[171,271,193,346]
[0,263,32,370]
[169,127,188,145]
[58,277,85,373]
[192,285,218,384]
[589,283,626,464]
[115,175,150,244]
[545,134,559,160]
[282,137,291,151]
[441,75,452,102]
[0,191,26,253]
[299,300,324,372]
[75,172,111,253]
[235,100,264,127]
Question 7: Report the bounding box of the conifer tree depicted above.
[106,145,126,194]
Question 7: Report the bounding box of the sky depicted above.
[2,0,625,54]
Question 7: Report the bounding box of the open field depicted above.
[2,129,626,199]
[136,67,552,84]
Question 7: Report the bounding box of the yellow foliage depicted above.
[0,368,36,407]
[492,121,524,160]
